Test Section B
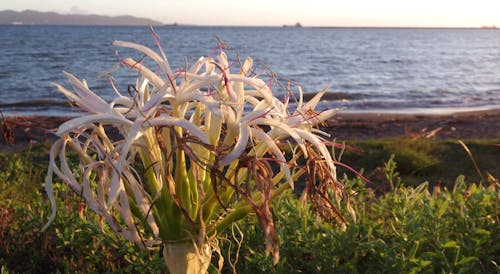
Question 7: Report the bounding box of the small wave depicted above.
[431,89,454,95]
[485,89,500,94]
[378,58,413,65]
[302,91,365,101]
[0,71,10,79]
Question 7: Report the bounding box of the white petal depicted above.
[120,58,168,91]
[141,89,174,115]
[295,129,336,173]
[148,116,210,144]
[56,114,132,136]
[62,72,111,113]
[113,40,175,80]
[219,124,249,166]
[241,57,253,75]
[107,121,143,207]
[297,87,329,112]
[249,117,307,157]
[241,108,271,123]
[251,128,293,188]
[42,140,63,231]
[312,109,340,124]
[107,168,123,208]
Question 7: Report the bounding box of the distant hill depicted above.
[0,9,163,26]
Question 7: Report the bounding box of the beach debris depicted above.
[0,111,14,145]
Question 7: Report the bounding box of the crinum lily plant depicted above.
[43,37,354,273]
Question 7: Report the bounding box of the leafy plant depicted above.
[223,160,499,273]
[0,149,166,273]
[1,146,498,272]
[43,35,352,273]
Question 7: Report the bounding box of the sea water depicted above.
[1,25,499,116]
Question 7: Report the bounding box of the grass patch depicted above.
[338,138,500,188]
[0,140,498,273]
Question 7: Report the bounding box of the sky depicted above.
[2,0,500,27]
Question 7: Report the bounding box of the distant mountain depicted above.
[0,9,163,26]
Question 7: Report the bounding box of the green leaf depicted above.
[442,240,459,249]
[436,200,449,218]
[474,228,490,236]
[410,258,432,267]
[456,256,478,266]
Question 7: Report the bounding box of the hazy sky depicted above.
[2,0,500,27]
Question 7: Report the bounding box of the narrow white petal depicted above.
[250,117,307,157]
[42,165,57,232]
[313,109,340,124]
[56,114,132,136]
[298,87,329,112]
[108,121,144,206]
[62,72,111,113]
[241,108,270,123]
[295,129,336,172]
[113,40,175,79]
[297,86,304,109]
[241,57,253,75]
[141,89,174,115]
[123,171,160,237]
[217,52,229,69]
[120,58,167,91]
[148,116,210,144]
[107,168,123,208]
[175,91,221,117]
[251,128,294,188]
[58,141,83,192]
[42,140,63,231]
[219,124,249,166]
[81,166,103,214]
[52,83,80,104]
[110,96,134,109]
[228,75,274,103]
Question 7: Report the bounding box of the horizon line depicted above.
[3,23,498,29]
[2,9,497,30]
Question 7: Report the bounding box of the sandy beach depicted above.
[1,109,500,153]
[328,108,500,140]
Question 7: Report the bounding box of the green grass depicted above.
[338,138,500,188]
[0,140,498,273]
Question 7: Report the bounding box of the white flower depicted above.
[44,39,351,265]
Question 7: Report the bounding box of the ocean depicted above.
[1,25,499,116]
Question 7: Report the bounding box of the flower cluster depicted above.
[43,38,352,265]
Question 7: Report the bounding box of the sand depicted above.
[1,109,500,153]
[327,109,500,140]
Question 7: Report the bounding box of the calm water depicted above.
[1,25,500,116]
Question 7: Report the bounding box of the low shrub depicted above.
[223,164,499,273]
[0,148,166,273]
[1,145,498,273]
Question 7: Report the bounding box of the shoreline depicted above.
[328,108,500,140]
[1,109,500,153]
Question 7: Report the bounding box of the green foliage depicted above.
[384,138,445,174]
[1,144,499,273]
[222,166,499,273]
[340,138,500,187]
[0,148,166,273]
[384,154,401,190]
[0,264,10,274]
